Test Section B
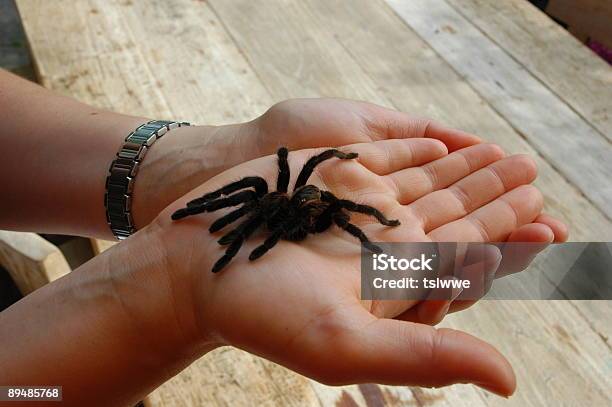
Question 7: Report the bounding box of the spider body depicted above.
[172,147,400,273]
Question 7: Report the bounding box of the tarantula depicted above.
[171,147,400,273]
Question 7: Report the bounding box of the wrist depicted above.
[106,222,220,366]
[82,112,150,239]
[130,121,258,229]
[150,194,236,347]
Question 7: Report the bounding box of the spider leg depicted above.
[338,200,400,226]
[208,203,253,233]
[218,227,241,246]
[171,190,257,220]
[294,149,358,189]
[248,228,284,260]
[212,216,264,273]
[276,147,290,193]
[333,212,382,254]
[186,176,267,207]
[217,210,264,245]
[321,191,399,226]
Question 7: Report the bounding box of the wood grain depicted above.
[0,230,70,295]
[386,0,612,219]
[446,0,612,141]
[90,239,116,255]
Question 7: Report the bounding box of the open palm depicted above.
[159,138,554,396]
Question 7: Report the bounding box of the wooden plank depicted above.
[0,0,36,80]
[16,0,172,119]
[145,349,323,407]
[441,300,612,406]
[207,0,388,105]
[386,0,612,219]
[90,239,115,256]
[105,0,273,125]
[16,0,271,125]
[0,230,71,295]
[445,0,612,141]
[569,300,612,349]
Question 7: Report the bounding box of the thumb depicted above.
[362,104,482,152]
[329,313,516,396]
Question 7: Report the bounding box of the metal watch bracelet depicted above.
[104,120,190,240]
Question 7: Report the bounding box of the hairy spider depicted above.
[171,147,400,273]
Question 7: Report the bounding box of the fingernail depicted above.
[451,285,463,301]
[546,228,555,243]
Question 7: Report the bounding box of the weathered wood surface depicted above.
[0,230,70,295]
[14,0,612,406]
[90,239,116,256]
[446,0,612,141]
[387,0,612,218]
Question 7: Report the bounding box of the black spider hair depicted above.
[172,148,399,273]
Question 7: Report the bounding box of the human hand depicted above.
[152,139,565,396]
[130,97,566,329]
[131,98,484,226]
[396,239,560,324]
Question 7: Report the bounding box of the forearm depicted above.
[0,224,213,406]
[0,69,256,238]
[0,69,149,237]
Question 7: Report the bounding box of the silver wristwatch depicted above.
[104,120,190,240]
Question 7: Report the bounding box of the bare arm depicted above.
[0,69,148,238]
[0,224,214,406]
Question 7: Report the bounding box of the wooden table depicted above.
[14,0,611,405]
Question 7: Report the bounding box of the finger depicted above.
[312,139,447,198]
[447,224,554,314]
[388,143,505,204]
[425,122,483,152]
[396,277,464,325]
[411,154,538,233]
[431,244,500,316]
[407,300,453,326]
[359,105,482,152]
[455,244,501,300]
[350,138,448,175]
[506,222,554,243]
[428,185,544,242]
[368,244,468,323]
[492,224,553,280]
[534,213,569,242]
[323,311,516,396]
